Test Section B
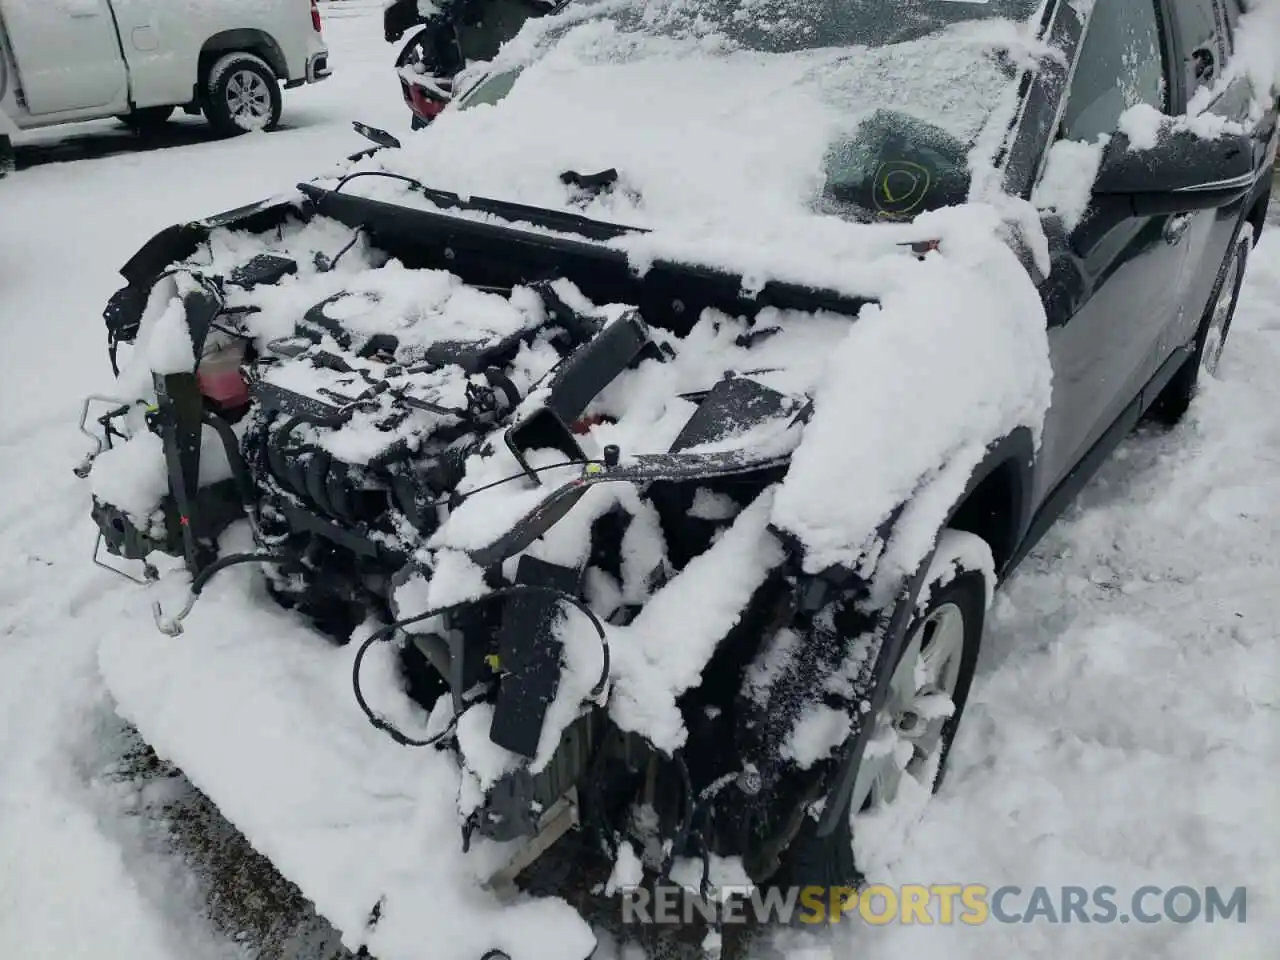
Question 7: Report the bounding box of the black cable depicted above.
[352,627,461,748]
[190,551,290,596]
[200,411,258,513]
[324,227,366,272]
[693,831,714,905]
[394,391,476,418]
[436,458,603,507]
[352,584,611,747]
[330,170,427,197]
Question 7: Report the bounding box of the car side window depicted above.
[1059,0,1168,144]
[1171,0,1228,95]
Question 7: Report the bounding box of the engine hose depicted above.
[153,551,290,636]
[657,764,742,884]
[659,750,695,881]
[192,551,289,596]
[352,584,611,747]
[267,416,309,499]
[201,411,258,515]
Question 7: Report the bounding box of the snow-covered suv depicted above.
[79,1,1277,958]
[0,0,329,139]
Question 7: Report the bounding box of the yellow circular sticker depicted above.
[873,160,932,218]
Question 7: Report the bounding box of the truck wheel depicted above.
[118,105,175,132]
[773,531,990,904]
[201,52,282,136]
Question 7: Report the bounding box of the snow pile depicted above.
[1117,103,1245,150]
[252,259,550,358]
[90,427,233,520]
[1032,137,1107,231]
[1231,0,1280,106]
[97,535,598,960]
[770,203,1050,582]
[606,488,785,751]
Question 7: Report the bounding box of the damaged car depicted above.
[78,0,1275,957]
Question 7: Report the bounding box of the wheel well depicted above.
[947,458,1022,577]
[198,30,289,86]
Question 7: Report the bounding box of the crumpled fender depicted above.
[119,194,303,286]
[815,427,1035,836]
[102,195,307,374]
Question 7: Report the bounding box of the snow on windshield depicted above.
[462,0,1050,146]
[569,0,1044,52]
[339,2,1054,305]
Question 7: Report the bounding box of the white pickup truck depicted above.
[0,0,330,159]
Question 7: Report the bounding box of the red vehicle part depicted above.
[402,79,451,126]
[396,25,456,128]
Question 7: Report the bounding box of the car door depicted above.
[106,0,198,108]
[0,0,127,115]
[1032,0,1188,502]
[1155,0,1266,365]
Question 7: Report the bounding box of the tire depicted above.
[117,105,175,132]
[201,52,282,136]
[1148,226,1252,425]
[774,531,990,899]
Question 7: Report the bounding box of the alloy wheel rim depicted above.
[225,70,271,129]
[848,601,967,813]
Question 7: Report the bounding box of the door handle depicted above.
[1163,213,1194,245]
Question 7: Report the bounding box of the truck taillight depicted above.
[311,0,322,33]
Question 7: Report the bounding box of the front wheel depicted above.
[1149,226,1251,425]
[201,52,282,136]
[774,530,990,897]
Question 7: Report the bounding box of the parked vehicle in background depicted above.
[0,0,330,139]
[385,0,554,129]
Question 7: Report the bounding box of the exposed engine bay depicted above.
[78,189,911,942]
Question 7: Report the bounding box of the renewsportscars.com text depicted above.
[620,884,1248,926]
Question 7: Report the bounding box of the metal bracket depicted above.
[74,394,142,477]
[483,790,580,903]
[91,532,159,585]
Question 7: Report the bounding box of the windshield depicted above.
[575,0,1043,53]
[446,0,1047,224]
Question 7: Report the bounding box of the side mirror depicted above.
[1092,123,1255,215]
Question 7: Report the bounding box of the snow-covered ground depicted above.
[1,2,1277,958]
